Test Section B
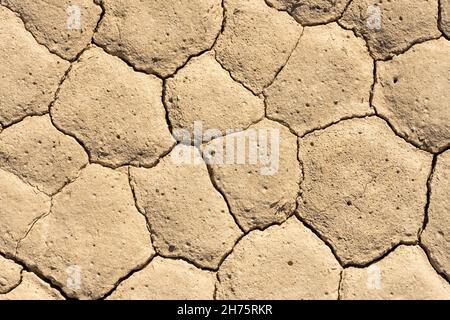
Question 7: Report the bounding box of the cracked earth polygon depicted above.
[0,0,449,300]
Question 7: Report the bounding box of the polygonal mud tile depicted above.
[373,39,450,153]
[204,119,301,232]
[341,246,450,299]
[0,256,22,294]
[422,150,450,281]
[265,0,351,25]
[266,23,373,136]
[0,169,50,256]
[0,272,64,300]
[0,6,69,126]
[130,145,242,270]
[340,0,440,60]
[215,0,302,94]
[442,0,450,38]
[1,0,102,60]
[216,218,342,299]
[0,115,88,195]
[107,257,215,300]
[94,0,223,77]
[16,164,154,299]
[298,117,432,266]
[165,52,264,142]
[51,47,175,168]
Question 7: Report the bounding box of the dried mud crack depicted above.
[0,0,449,300]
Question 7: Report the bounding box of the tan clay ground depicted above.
[0,0,449,300]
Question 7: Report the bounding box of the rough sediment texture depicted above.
[1,0,450,300]
[422,151,450,281]
[0,256,22,294]
[341,246,450,299]
[215,0,302,94]
[94,0,223,77]
[340,0,441,60]
[373,39,450,153]
[298,117,432,266]
[0,6,69,126]
[0,115,88,195]
[442,0,450,37]
[0,169,51,256]
[205,119,301,231]
[131,146,242,269]
[166,52,264,141]
[216,218,342,299]
[265,23,373,136]
[108,257,215,300]
[0,272,64,300]
[265,0,351,25]
[51,47,175,168]
[16,165,154,299]
[1,0,102,60]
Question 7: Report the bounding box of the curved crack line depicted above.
[261,27,305,92]
[100,254,156,300]
[337,269,345,300]
[213,216,314,298]
[213,51,261,98]
[127,166,158,254]
[263,0,355,27]
[299,113,375,139]
[14,199,53,256]
[0,251,72,300]
[91,0,226,81]
[127,157,228,272]
[373,113,435,155]
[438,0,450,40]
[370,61,438,155]
[418,154,438,239]
[201,154,246,234]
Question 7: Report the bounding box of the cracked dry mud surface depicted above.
[0,0,449,300]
